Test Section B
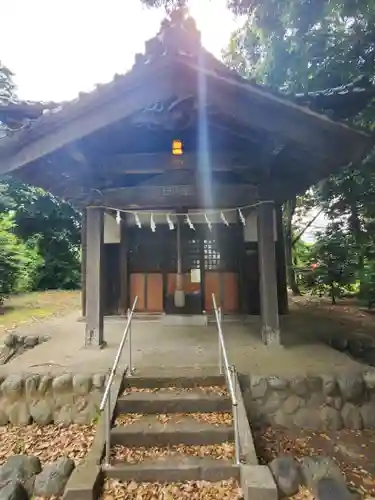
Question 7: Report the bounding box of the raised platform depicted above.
[161,314,208,327]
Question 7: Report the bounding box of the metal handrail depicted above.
[100,295,138,466]
[212,293,240,465]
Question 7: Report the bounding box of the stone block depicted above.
[321,375,337,396]
[337,373,364,402]
[92,374,105,390]
[25,375,40,399]
[3,334,17,348]
[363,370,375,390]
[29,400,54,425]
[341,403,363,430]
[289,377,309,398]
[0,455,41,495]
[52,374,73,393]
[250,376,268,399]
[267,376,288,391]
[293,408,322,430]
[34,457,75,498]
[241,465,278,500]
[325,396,343,411]
[360,403,375,428]
[7,403,30,426]
[306,376,322,393]
[320,405,343,431]
[300,456,345,489]
[282,395,304,415]
[268,456,301,497]
[38,375,53,396]
[313,476,352,500]
[2,375,24,402]
[24,336,38,348]
[273,410,293,428]
[73,375,92,395]
[0,480,29,500]
[263,392,285,415]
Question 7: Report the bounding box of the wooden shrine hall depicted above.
[0,8,371,347]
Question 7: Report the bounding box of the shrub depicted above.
[0,214,42,303]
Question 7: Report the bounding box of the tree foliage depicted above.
[0,63,81,298]
[223,0,375,301]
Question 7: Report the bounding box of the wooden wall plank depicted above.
[146,274,163,312]
[130,274,146,311]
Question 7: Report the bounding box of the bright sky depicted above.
[0,0,240,103]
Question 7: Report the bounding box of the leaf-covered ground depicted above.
[0,423,95,465]
[0,290,80,336]
[254,425,375,498]
[101,478,243,499]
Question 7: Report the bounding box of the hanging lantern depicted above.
[220,211,229,226]
[186,214,195,231]
[150,213,156,232]
[205,213,212,231]
[116,210,121,225]
[172,139,183,156]
[134,212,142,228]
[167,214,174,230]
[238,208,246,226]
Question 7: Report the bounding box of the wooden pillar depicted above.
[119,218,128,314]
[275,204,289,314]
[85,207,105,347]
[257,202,280,345]
[81,208,87,318]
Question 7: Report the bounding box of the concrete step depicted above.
[104,456,239,483]
[111,414,234,447]
[122,375,226,390]
[117,389,232,414]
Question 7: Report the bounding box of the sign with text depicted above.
[161,185,194,197]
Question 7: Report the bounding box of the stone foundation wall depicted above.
[0,373,105,426]
[242,371,375,430]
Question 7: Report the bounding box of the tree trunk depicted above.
[349,202,365,271]
[284,197,301,296]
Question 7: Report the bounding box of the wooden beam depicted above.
[176,60,372,167]
[0,59,179,174]
[85,183,259,210]
[95,151,266,174]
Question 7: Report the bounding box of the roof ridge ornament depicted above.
[134,6,202,68]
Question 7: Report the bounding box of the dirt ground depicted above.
[0,290,80,337]
[287,294,375,342]
[254,425,375,499]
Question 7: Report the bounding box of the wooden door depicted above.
[204,272,220,312]
[130,274,146,311]
[204,272,239,313]
[130,273,163,312]
[146,274,163,312]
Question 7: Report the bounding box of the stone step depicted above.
[111,414,234,447]
[122,375,226,390]
[103,456,239,483]
[117,389,232,414]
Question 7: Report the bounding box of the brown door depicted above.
[146,274,163,312]
[204,272,220,312]
[204,272,239,313]
[130,273,146,311]
[130,273,163,312]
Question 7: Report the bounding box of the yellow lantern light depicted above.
[172,139,183,156]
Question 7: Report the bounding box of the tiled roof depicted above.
[0,7,373,143]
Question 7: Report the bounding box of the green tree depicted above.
[0,178,81,290]
[0,213,42,303]
[224,0,375,296]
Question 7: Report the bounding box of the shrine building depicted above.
[0,9,371,347]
